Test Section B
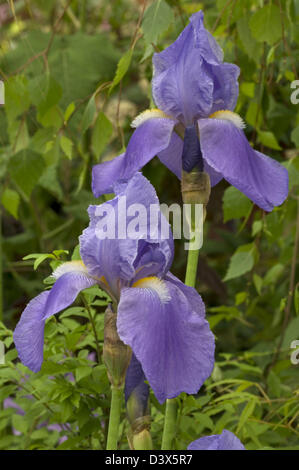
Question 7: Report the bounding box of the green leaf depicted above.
[240,82,255,98]
[267,370,281,398]
[291,126,299,148]
[75,366,93,382]
[12,414,29,434]
[81,95,96,134]
[282,156,299,189]
[39,164,63,200]
[223,186,252,222]
[23,252,56,270]
[224,243,258,281]
[64,102,75,123]
[1,188,20,219]
[246,101,263,129]
[142,0,174,45]
[60,135,73,159]
[35,75,63,119]
[257,131,282,150]
[237,399,257,432]
[109,49,133,93]
[294,284,299,316]
[8,149,45,198]
[250,5,282,46]
[237,15,262,62]
[263,263,284,285]
[5,75,30,124]
[91,111,113,159]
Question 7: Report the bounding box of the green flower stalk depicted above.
[103,305,132,450]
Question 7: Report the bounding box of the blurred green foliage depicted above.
[0,0,299,450]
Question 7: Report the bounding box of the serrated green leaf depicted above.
[142,0,174,45]
[81,95,96,134]
[223,186,252,222]
[250,5,282,46]
[224,243,258,281]
[75,366,93,382]
[60,135,73,159]
[64,102,75,123]
[237,400,257,432]
[36,75,62,118]
[91,111,113,159]
[8,149,45,198]
[257,130,282,150]
[5,75,31,124]
[237,15,262,62]
[1,188,20,219]
[109,49,133,94]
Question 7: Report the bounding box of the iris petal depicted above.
[81,173,174,294]
[92,117,176,197]
[125,353,150,420]
[152,11,239,124]
[188,429,245,450]
[13,270,95,372]
[198,118,288,211]
[157,131,183,179]
[117,274,215,403]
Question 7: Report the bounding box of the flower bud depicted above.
[132,428,153,450]
[181,170,211,221]
[103,305,132,387]
[125,354,152,450]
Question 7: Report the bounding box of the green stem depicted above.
[185,247,200,288]
[161,398,178,450]
[0,210,3,322]
[106,386,123,450]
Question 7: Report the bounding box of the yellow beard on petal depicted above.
[52,260,87,280]
[209,110,246,130]
[132,276,171,303]
[131,109,172,128]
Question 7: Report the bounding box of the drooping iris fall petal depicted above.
[92,117,176,197]
[188,429,245,450]
[13,268,96,372]
[117,274,215,403]
[198,117,289,212]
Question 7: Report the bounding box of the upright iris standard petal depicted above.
[13,269,96,372]
[117,275,215,404]
[92,117,176,197]
[81,172,174,295]
[152,11,239,124]
[198,118,289,211]
[188,429,245,450]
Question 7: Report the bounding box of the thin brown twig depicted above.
[81,294,102,364]
[10,0,72,76]
[277,0,298,80]
[269,197,299,369]
[211,0,235,33]
[115,0,147,147]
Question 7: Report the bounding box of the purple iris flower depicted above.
[92,10,288,212]
[13,173,215,404]
[188,429,245,450]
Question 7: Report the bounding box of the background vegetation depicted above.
[0,0,299,450]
